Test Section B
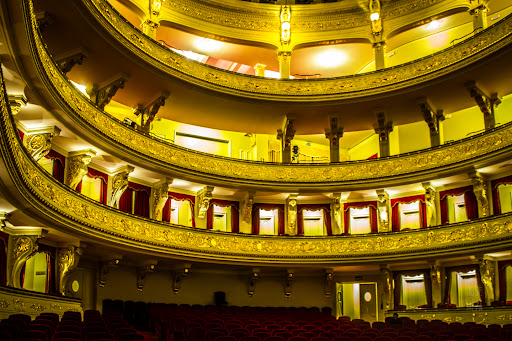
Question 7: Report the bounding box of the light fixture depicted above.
[426,20,441,30]
[369,0,382,35]
[280,6,291,43]
[316,50,347,68]
[195,37,222,52]
[150,0,162,16]
[370,12,380,21]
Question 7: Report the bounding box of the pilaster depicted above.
[373,110,393,157]
[422,182,437,227]
[286,195,298,236]
[57,245,83,295]
[324,114,344,163]
[197,186,214,219]
[469,170,490,218]
[153,178,173,220]
[376,190,390,232]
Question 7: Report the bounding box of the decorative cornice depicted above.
[22,0,512,188]
[79,0,512,101]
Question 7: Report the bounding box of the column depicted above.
[373,41,386,70]
[239,192,255,234]
[331,193,342,235]
[277,51,292,79]
[286,194,297,236]
[254,63,266,77]
[429,261,442,307]
[153,178,173,220]
[277,114,296,163]
[422,182,437,227]
[469,1,489,32]
[417,97,445,147]
[325,114,344,163]
[197,186,214,219]
[469,170,490,218]
[373,110,393,157]
[379,264,393,310]
[376,189,390,232]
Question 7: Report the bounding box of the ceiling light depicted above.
[316,50,347,68]
[195,38,222,52]
[426,20,441,30]
[370,12,380,21]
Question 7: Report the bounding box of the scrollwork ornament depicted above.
[58,246,83,294]
[24,133,53,162]
[9,236,39,288]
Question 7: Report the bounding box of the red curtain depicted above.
[77,168,108,204]
[393,269,432,309]
[251,203,285,235]
[491,176,512,215]
[46,150,65,183]
[134,190,150,218]
[36,244,57,295]
[296,204,332,236]
[444,264,485,305]
[18,129,24,141]
[119,188,133,213]
[206,199,239,233]
[440,186,474,224]
[391,195,426,231]
[162,192,196,227]
[499,260,512,302]
[343,201,377,234]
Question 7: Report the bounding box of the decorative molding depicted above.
[134,91,170,133]
[423,182,437,227]
[87,73,129,110]
[55,48,88,74]
[286,195,297,236]
[470,170,490,218]
[376,189,390,232]
[285,271,293,298]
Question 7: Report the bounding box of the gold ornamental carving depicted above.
[108,167,133,208]
[12,299,25,313]
[57,246,83,295]
[197,186,214,219]
[50,303,62,312]
[153,178,173,221]
[66,150,96,190]
[0,299,9,308]
[30,304,45,312]
[9,235,41,288]
[24,133,55,162]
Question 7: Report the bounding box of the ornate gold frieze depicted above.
[79,0,512,100]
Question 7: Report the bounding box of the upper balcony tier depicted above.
[31,0,512,136]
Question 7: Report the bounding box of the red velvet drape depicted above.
[393,269,432,309]
[444,264,485,305]
[296,204,332,236]
[119,188,133,213]
[251,203,285,235]
[464,191,478,220]
[491,176,512,215]
[440,186,474,224]
[162,192,196,227]
[498,260,512,302]
[134,190,150,218]
[18,129,24,141]
[37,244,57,295]
[343,201,377,234]
[46,150,65,183]
[206,199,239,233]
[391,195,426,231]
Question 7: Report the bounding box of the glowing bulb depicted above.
[195,38,222,52]
[426,20,441,30]
[281,22,290,31]
[370,12,380,21]
[316,50,347,68]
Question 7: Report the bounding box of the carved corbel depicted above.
[325,269,333,298]
[56,48,88,74]
[134,91,170,133]
[57,246,83,295]
[197,186,214,219]
[88,73,129,110]
[469,170,490,218]
[465,81,500,130]
[285,271,294,298]
[477,256,495,305]
[422,182,437,227]
[241,192,255,223]
[24,126,61,162]
[66,149,96,190]
[172,265,190,294]
[286,195,297,236]
[376,189,390,232]
[373,110,393,157]
[379,264,393,310]
[153,178,173,220]
[277,114,296,163]
[108,166,134,208]
[99,259,120,287]
[417,97,445,147]
[136,263,155,292]
[248,269,260,297]
[324,114,344,163]
[8,95,28,115]
[0,212,9,231]
[8,231,47,288]
[35,11,54,31]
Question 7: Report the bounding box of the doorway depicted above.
[336,282,378,322]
